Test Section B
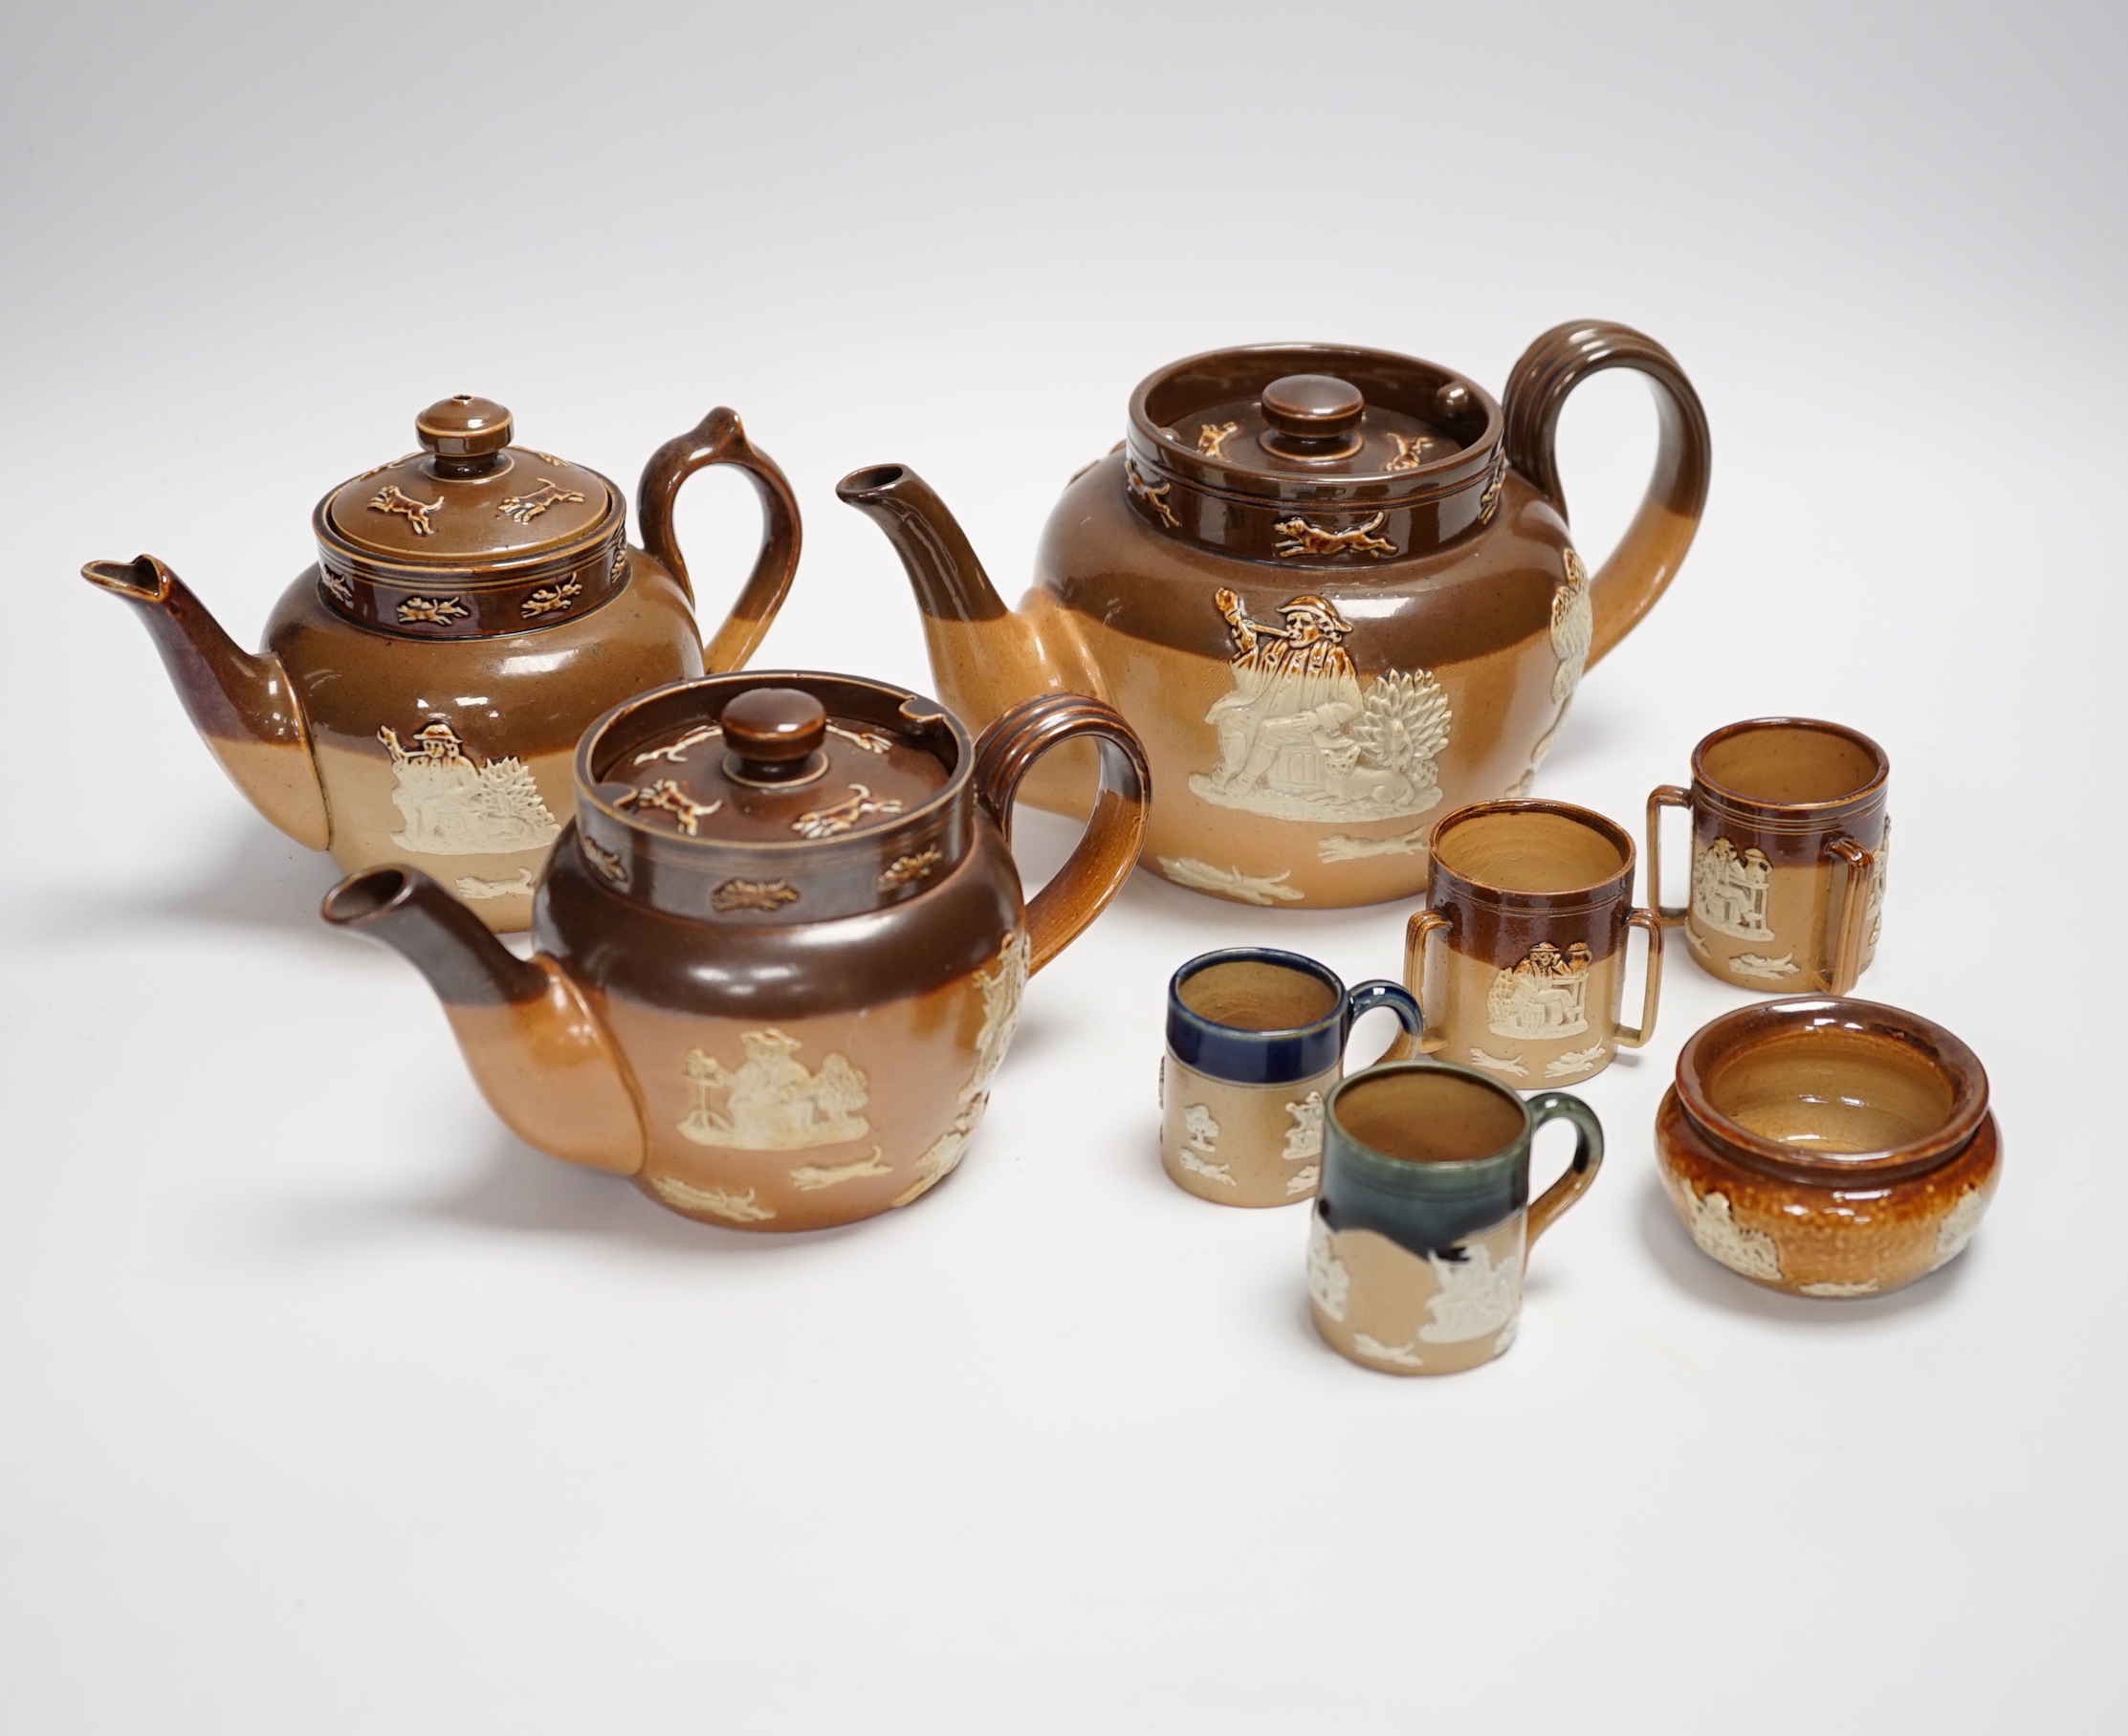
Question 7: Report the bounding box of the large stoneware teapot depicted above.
[84,395,801,931]
[321,673,1150,1232]
[840,321,1709,909]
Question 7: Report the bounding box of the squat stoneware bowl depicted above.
[1655,997,1999,1298]
[322,672,1150,1232]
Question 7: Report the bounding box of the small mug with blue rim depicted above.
[1162,948,1424,1207]
[1307,1059,1603,1375]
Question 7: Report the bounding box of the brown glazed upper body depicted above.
[84,394,802,932]
[1655,998,1999,1297]
[841,322,1711,909]
[321,672,1151,1232]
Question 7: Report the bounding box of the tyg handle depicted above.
[1343,978,1427,1065]
[1819,836,1880,995]
[636,407,802,672]
[1503,322,1712,670]
[1614,908,1664,1048]
[1399,909,1453,1055]
[1646,784,1693,926]
[1522,1092,1605,1250]
[973,692,1152,974]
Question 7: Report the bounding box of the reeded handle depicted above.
[1522,1092,1605,1250]
[1820,836,1879,995]
[636,407,801,672]
[1343,979,1427,1065]
[1646,784,1693,926]
[1613,908,1664,1048]
[1503,322,1711,669]
[973,692,1152,974]
[1399,909,1453,1056]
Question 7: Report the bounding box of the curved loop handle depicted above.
[1522,1092,1605,1252]
[972,692,1152,975]
[1613,908,1664,1048]
[636,407,802,672]
[1646,784,1693,926]
[1503,322,1712,670]
[1344,978,1427,1064]
[1820,836,1878,995]
[1399,910,1453,1056]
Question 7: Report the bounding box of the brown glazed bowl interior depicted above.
[1431,802,1633,897]
[1677,998,1988,1185]
[1694,719,1889,811]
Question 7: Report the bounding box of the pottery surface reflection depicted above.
[321,672,1151,1231]
[86,395,801,931]
[1655,997,1998,1297]
[842,322,1710,908]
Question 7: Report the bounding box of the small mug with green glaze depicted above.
[1306,1060,1604,1375]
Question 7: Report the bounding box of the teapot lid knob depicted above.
[416,395,514,476]
[1260,374,1366,459]
[722,687,829,785]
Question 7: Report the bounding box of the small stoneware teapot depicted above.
[85,395,801,931]
[840,321,1710,910]
[321,672,1151,1232]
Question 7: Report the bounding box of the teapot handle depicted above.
[1502,321,1711,670]
[972,692,1152,975]
[636,407,802,672]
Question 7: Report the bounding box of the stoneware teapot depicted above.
[320,672,1151,1232]
[84,395,801,932]
[839,321,1710,909]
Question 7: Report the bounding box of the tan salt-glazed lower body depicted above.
[445,928,1029,1232]
[1307,1208,1529,1376]
[1159,1056,1337,1207]
[976,592,1573,910]
[1419,946,1627,1088]
[1655,1088,1998,1297]
[1680,846,1883,992]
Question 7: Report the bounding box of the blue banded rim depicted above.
[1167,947,1349,1087]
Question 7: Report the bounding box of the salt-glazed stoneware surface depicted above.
[1307,1061,1603,1376]
[320,673,1150,1232]
[1404,799,1661,1088]
[1160,949,1421,1207]
[84,395,802,932]
[1655,997,1999,1298]
[1649,717,1889,993]
[839,322,1710,909]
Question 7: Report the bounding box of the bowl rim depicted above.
[1673,995,1989,1184]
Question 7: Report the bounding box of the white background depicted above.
[4,1,2123,1727]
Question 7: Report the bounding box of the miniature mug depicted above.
[1402,800,1661,1088]
[1656,996,1999,1298]
[1307,1060,1603,1375]
[1161,949,1423,1206]
[1648,717,1889,993]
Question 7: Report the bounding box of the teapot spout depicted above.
[322,868,646,1176]
[82,554,331,850]
[837,464,1099,733]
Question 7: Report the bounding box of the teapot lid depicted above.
[575,674,973,925]
[1122,344,1507,560]
[311,396,631,637]
[321,396,618,561]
